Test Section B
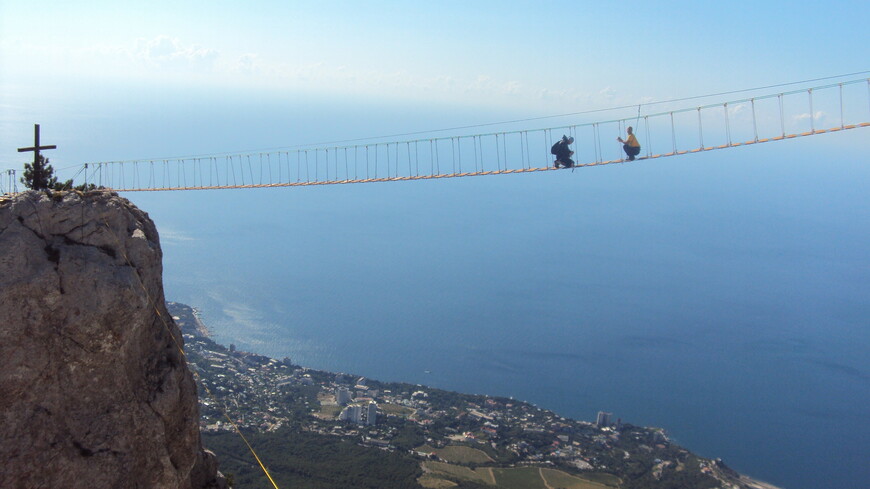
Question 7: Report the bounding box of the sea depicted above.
[9,87,870,489]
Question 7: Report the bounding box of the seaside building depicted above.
[335,387,352,405]
[339,404,362,424]
[367,401,378,426]
[338,401,378,426]
[596,411,612,427]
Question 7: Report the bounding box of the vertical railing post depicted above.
[387,144,392,178]
[520,131,532,168]
[839,83,844,129]
[351,147,357,180]
[456,137,462,174]
[643,116,651,157]
[434,139,440,175]
[407,142,412,176]
[543,130,549,167]
[414,142,419,177]
[618,120,624,161]
[364,146,369,179]
[751,99,758,142]
[295,151,301,183]
[593,123,600,164]
[724,102,732,146]
[501,131,508,170]
[305,150,310,182]
[495,134,507,171]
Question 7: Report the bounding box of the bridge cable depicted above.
[72,71,868,164]
[55,77,870,191]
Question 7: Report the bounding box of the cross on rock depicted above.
[17,124,57,166]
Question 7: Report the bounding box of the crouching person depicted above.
[551,135,575,168]
[617,127,641,161]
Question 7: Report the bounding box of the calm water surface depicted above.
[124,121,870,489]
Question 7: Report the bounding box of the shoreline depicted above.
[171,300,785,489]
[739,475,786,489]
[190,307,212,338]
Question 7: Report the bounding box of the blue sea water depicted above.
[10,87,868,489]
[128,132,870,489]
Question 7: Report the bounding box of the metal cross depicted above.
[17,124,57,165]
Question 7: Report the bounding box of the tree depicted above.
[20,155,99,192]
[21,155,59,190]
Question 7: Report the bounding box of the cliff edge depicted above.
[0,190,225,489]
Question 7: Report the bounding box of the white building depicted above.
[339,401,378,426]
[335,387,352,405]
[367,401,378,426]
[339,404,363,423]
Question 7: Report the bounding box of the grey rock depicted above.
[0,190,226,489]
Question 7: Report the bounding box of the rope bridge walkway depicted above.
[3,75,867,489]
[60,77,870,192]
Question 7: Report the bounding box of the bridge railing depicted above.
[70,78,869,191]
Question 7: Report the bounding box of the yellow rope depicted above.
[100,219,281,489]
[116,122,869,192]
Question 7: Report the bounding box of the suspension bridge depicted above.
[3,76,869,195]
[3,75,868,489]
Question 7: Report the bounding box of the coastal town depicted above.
[170,302,771,489]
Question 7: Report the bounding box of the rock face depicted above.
[0,191,225,489]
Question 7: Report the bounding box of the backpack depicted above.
[550,142,561,156]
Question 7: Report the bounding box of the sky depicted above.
[2,0,869,173]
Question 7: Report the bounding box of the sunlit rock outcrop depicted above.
[0,190,225,489]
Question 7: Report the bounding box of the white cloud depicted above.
[502,80,523,95]
[2,33,617,111]
[231,53,260,74]
[598,86,617,100]
[132,35,219,69]
[793,111,824,121]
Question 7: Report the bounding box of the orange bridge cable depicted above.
[112,121,870,192]
[99,219,281,489]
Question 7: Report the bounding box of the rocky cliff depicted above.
[0,190,225,489]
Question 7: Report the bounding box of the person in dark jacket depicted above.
[551,135,575,168]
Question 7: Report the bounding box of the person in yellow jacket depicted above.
[617,126,641,161]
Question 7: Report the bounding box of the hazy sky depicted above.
[1,0,868,170]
